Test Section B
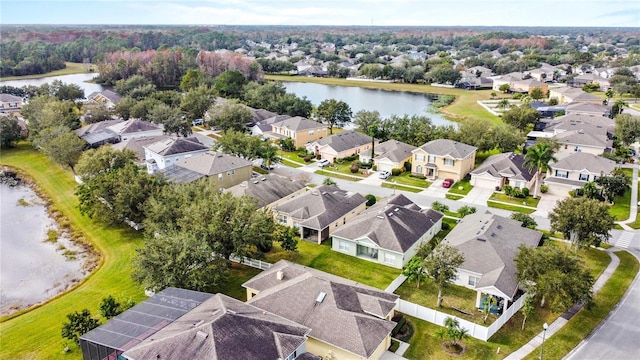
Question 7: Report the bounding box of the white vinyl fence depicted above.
[229,255,273,271]
[397,293,527,341]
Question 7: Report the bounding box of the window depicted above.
[343,217,346,225]
[277,215,287,224]
[218,173,223,180]
[574,146,581,152]
[227,169,235,176]
[415,154,425,161]
[555,170,568,178]
[416,165,422,174]
[339,241,349,251]
[579,173,589,181]
[384,253,396,264]
[428,154,436,163]
[468,276,479,287]
[309,130,314,135]
[444,159,455,166]
[513,181,521,189]
[286,350,297,360]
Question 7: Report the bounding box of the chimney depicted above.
[276,269,284,280]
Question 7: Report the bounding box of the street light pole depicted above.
[540,322,548,360]
[393,180,396,195]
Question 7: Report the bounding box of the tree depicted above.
[595,169,630,203]
[612,99,628,116]
[497,99,511,110]
[180,85,216,120]
[427,64,461,85]
[207,100,253,132]
[273,224,298,252]
[549,197,614,249]
[515,244,595,310]
[143,182,277,263]
[83,103,113,124]
[0,115,23,148]
[435,317,469,350]
[431,201,449,213]
[99,295,123,319]
[501,105,540,130]
[365,194,377,207]
[149,103,191,137]
[403,256,426,288]
[457,206,476,218]
[180,69,206,91]
[61,309,100,344]
[523,141,557,198]
[353,110,382,161]
[614,114,640,145]
[32,126,86,174]
[214,70,247,99]
[520,293,535,330]
[510,213,537,229]
[214,130,270,160]
[75,146,136,182]
[423,243,465,307]
[499,83,511,93]
[261,143,281,173]
[529,87,545,100]
[315,99,352,134]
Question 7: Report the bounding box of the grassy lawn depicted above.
[608,187,631,221]
[314,170,360,181]
[327,162,368,178]
[523,251,639,360]
[475,149,501,167]
[219,263,262,302]
[265,75,502,125]
[394,278,499,326]
[263,240,401,290]
[448,178,473,196]
[0,62,94,81]
[382,182,422,193]
[277,150,312,165]
[489,192,540,207]
[487,201,536,213]
[0,144,147,359]
[446,193,465,200]
[389,172,432,188]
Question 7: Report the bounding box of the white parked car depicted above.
[378,170,391,179]
[317,159,331,167]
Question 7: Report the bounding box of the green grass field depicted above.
[489,192,540,207]
[0,62,94,81]
[389,172,431,188]
[448,178,473,196]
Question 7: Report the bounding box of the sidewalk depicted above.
[504,249,620,360]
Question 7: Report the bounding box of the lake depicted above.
[0,73,104,97]
[283,81,453,126]
[0,180,86,316]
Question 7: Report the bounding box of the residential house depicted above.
[548,87,603,104]
[465,66,493,78]
[492,72,548,94]
[442,212,542,314]
[544,152,617,196]
[270,116,328,148]
[226,174,307,210]
[145,137,209,174]
[567,73,611,90]
[411,139,477,181]
[529,101,567,118]
[108,118,164,141]
[73,119,123,148]
[539,114,614,158]
[0,93,23,115]
[360,139,417,172]
[273,185,367,243]
[564,102,611,117]
[244,260,398,360]
[308,131,377,163]
[80,288,318,360]
[250,114,291,137]
[111,135,172,165]
[331,194,443,269]
[85,90,121,109]
[470,152,535,190]
[160,151,253,188]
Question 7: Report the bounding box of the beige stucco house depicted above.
[544,152,617,196]
[270,116,328,148]
[307,131,376,163]
[411,139,477,181]
[160,151,253,189]
[360,139,417,173]
[244,260,398,360]
[470,152,536,190]
[0,93,23,115]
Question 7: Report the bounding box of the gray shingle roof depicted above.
[108,119,163,135]
[374,140,417,163]
[174,151,253,176]
[74,119,124,137]
[226,174,306,208]
[471,152,535,182]
[332,194,443,253]
[314,131,372,153]
[253,114,292,132]
[244,260,398,358]
[0,93,23,102]
[123,293,310,360]
[146,137,208,156]
[550,152,617,174]
[415,139,477,159]
[274,185,367,230]
[565,102,610,116]
[442,212,542,299]
[112,135,171,161]
[272,116,326,131]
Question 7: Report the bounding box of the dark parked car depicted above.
[442,178,455,188]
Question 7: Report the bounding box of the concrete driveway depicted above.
[534,193,564,217]
[460,186,494,206]
[420,178,448,198]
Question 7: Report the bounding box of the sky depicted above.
[1,0,639,27]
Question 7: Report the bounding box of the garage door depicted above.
[545,183,573,196]
[376,160,395,173]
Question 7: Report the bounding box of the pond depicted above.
[0,73,104,97]
[0,177,87,316]
[282,81,453,127]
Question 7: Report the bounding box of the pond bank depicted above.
[0,168,99,317]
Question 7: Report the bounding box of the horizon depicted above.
[2,1,639,28]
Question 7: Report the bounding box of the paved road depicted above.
[564,234,640,360]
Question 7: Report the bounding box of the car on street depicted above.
[378,170,391,179]
[261,162,275,170]
[442,178,455,188]
[317,159,331,167]
[192,118,204,126]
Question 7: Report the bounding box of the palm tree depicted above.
[613,99,628,116]
[261,145,281,174]
[497,99,511,110]
[524,142,557,198]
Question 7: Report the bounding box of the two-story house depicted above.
[226,174,307,210]
[0,94,23,115]
[411,139,477,181]
[160,151,253,188]
[85,90,121,109]
[270,116,328,148]
[544,152,617,196]
[145,137,209,174]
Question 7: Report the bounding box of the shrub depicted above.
[410,174,427,180]
[392,317,407,336]
[503,184,513,196]
[547,98,558,106]
[540,184,549,193]
[404,161,412,172]
[257,240,273,253]
[568,190,576,197]
[372,165,377,171]
[521,187,530,197]
[365,194,377,207]
[512,92,523,99]
[323,177,336,185]
[441,222,450,230]
[391,168,402,176]
[303,154,312,162]
[358,161,373,169]
[432,201,449,213]
[350,161,360,173]
[512,187,524,198]
[341,154,358,162]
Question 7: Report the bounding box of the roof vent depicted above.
[490,232,496,237]
[322,191,328,195]
[376,215,384,219]
[311,191,319,196]
[253,180,259,184]
[276,269,284,280]
[497,224,502,229]
[388,213,394,217]
[394,208,400,212]
[316,292,327,303]
[477,238,486,242]
[261,177,267,181]
[196,331,209,339]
